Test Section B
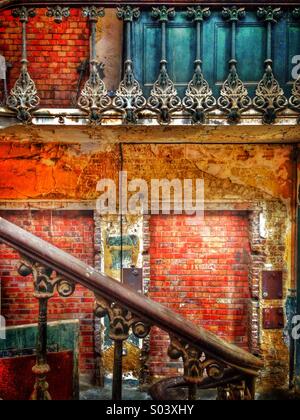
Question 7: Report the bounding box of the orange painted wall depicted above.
[0,142,119,200]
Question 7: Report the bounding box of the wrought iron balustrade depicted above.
[0,217,263,400]
[0,3,299,125]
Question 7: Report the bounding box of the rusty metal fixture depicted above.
[217,380,252,400]
[168,335,226,385]
[149,369,250,400]
[6,7,40,123]
[122,266,143,293]
[19,256,75,299]
[218,7,251,123]
[113,6,146,124]
[263,307,284,329]
[78,6,111,125]
[262,271,283,300]
[46,6,70,23]
[253,7,288,124]
[18,256,75,400]
[95,295,151,400]
[95,295,151,342]
[182,6,216,124]
[147,6,181,124]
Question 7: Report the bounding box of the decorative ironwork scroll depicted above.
[78,6,111,125]
[217,381,253,400]
[289,9,300,122]
[18,257,75,401]
[293,8,300,19]
[95,295,151,400]
[218,7,251,123]
[113,6,146,124]
[253,7,288,124]
[46,6,70,23]
[182,7,216,124]
[147,6,181,124]
[168,336,226,386]
[6,7,40,123]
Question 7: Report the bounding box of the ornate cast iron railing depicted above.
[147,6,181,124]
[113,6,146,124]
[1,4,300,125]
[77,6,111,125]
[0,217,263,400]
[218,7,251,123]
[182,6,216,124]
[253,6,288,124]
[6,6,40,123]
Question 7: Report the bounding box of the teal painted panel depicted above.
[236,24,266,85]
[132,10,300,98]
[167,24,195,87]
[143,24,160,86]
[0,320,80,398]
[214,23,231,84]
[0,320,79,354]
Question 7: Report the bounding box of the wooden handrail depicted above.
[0,217,263,376]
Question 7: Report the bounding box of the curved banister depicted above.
[0,217,263,377]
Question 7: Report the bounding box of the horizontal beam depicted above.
[0,216,263,375]
[0,0,299,11]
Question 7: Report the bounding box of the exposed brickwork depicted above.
[0,9,89,107]
[248,210,266,355]
[0,210,95,374]
[148,211,251,377]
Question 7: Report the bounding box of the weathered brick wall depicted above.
[149,212,251,377]
[0,141,294,389]
[0,9,89,107]
[0,210,95,374]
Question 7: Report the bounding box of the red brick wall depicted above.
[149,211,251,377]
[0,9,89,107]
[0,210,95,374]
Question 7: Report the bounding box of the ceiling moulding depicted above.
[1,1,300,12]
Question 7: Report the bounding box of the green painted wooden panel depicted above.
[0,320,79,354]
[0,320,80,398]
[132,10,300,98]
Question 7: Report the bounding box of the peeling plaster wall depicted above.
[0,142,293,202]
[0,142,119,199]
[95,9,123,93]
[0,139,295,390]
